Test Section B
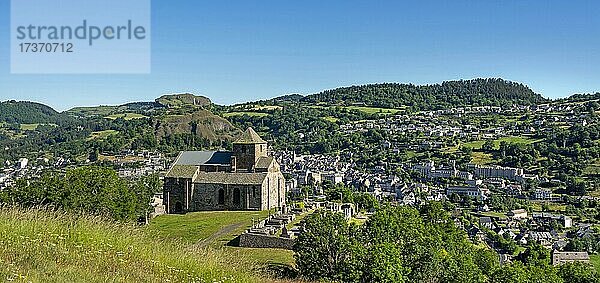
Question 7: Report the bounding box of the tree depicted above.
[293,210,362,282]
[491,262,563,283]
[491,262,529,283]
[361,242,406,283]
[482,140,495,152]
[0,166,158,221]
[558,262,600,283]
[293,203,598,282]
[324,183,354,203]
[353,192,379,212]
[518,243,551,266]
[89,147,99,162]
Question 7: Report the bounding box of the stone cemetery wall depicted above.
[238,233,295,250]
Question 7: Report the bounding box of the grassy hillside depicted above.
[87,130,119,140]
[104,113,148,120]
[223,112,269,118]
[0,207,285,283]
[66,105,119,117]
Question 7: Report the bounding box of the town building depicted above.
[447,185,489,200]
[532,213,573,228]
[507,209,528,219]
[534,188,552,200]
[467,164,524,182]
[551,251,590,266]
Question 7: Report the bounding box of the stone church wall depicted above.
[190,183,263,211]
[262,173,286,210]
[163,177,192,213]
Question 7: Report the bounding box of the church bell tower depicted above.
[232,127,267,172]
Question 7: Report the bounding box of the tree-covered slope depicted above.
[0,100,70,124]
[303,78,547,109]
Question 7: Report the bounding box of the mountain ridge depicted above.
[299,78,548,110]
[3,78,595,124]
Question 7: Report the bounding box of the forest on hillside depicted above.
[303,78,547,110]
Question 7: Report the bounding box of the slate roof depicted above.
[193,172,268,185]
[234,127,266,144]
[255,156,274,169]
[165,165,199,178]
[174,151,233,166]
[480,217,492,223]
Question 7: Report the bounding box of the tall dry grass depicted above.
[0,206,272,283]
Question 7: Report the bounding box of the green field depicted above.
[19,123,40,130]
[471,152,494,165]
[462,136,542,150]
[584,165,600,176]
[147,211,268,245]
[67,106,119,117]
[591,255,600,273]
[584,159,600,176]
[18,123,58,131]
[344,106,403,115]
[0,207,272,283]
[223,112,269,118]
[323,116,339,123]
[250,105,281,111]
[475,211,508,220]
[308,105,404,115]
[529,202,567,212]
[88,130,119,140]
[147,211,295,266]
[104,113,147,120]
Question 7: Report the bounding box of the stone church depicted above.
[163,127,286,213]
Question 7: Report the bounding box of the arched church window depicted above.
[218,188,225,205]
[233,188,241,205]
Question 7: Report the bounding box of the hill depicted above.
[156,93,212,108]
[272,94,304,103]
[0,207,280,283]
[67,102,165,118]
[66,92,213,118]
[3,94,240,157]
[303,78,547,109]
[0,100,70,124]
[154,109,240,142]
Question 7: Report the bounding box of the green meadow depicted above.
[147,211,295,266]
[104,113,147,120]
[462,136,542,150]
[223,112,269,118]
[88,130,119,140]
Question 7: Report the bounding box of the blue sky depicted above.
[1,0,599,111]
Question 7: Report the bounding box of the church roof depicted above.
[255,156,275,169]
[174,151,233,166]
[234,127,266,144]
[193,172,268,185]
[165,165,199,178]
